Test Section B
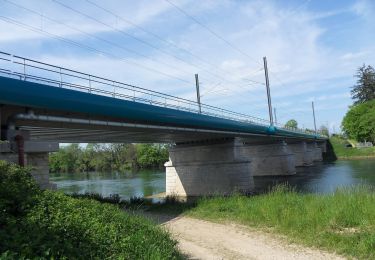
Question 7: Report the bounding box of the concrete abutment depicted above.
[0,130,58,189]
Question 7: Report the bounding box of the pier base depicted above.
[0,130,58,189]
[165,139,253,196]
[240,141,296,176]
[287,141,314,166]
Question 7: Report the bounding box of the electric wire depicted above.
[52,0,264,90]
[3,0,197,77]
[0,15,192,85]
[85,0,236,73]
[164,0,263,66]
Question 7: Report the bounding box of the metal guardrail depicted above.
[0,51,324,137]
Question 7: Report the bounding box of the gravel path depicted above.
[147,213,346,260]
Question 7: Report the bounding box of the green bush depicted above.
[342,99,375,143]
[0,161,181,259]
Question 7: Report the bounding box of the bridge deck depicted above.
[0,76,325,143]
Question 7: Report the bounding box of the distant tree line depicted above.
[284,119,329,136]
[49,143,169,173]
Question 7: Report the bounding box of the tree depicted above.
[351,64,375,104]
[342,99,375,142]
[285,119,298,129]
[319,125,329,137]
[136,144,169,169]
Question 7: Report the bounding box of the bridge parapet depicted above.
[0,51,327,139]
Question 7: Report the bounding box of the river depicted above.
[50,159,375,200]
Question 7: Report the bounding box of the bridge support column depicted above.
[165,138,253,197]
[0,130,58,189]
[317,141,327,153]
[240,141,296,176]
[309,142,323,162]
[287,141,314,166]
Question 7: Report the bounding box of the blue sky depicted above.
[1,0,374,133]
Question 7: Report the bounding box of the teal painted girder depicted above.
[0,76,324,140]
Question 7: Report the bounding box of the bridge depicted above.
[0,51,327,196]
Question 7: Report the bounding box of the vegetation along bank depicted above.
[183,185,375,259]
[49,143,169,173]
[0,161,182,259]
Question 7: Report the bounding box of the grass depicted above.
[0,161,182,259]
[184,185,375,259]
[330,136,375,159]
[69,186,375,258]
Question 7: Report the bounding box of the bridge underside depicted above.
[0,83,327,196]
[1,105,318,144]
[0,104,326,196]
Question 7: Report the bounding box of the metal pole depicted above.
[59,67,63,87]
[195,74,202,113]
[88,75,92,93]
[263,57,273,125]
[274,107,277,125]
[23,58,26,80]
[312,101,317,134]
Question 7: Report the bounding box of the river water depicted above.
[50,159,375,200]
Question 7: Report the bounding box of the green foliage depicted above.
[351,64,375,104]
[50,143,169,173]
[49,144,81,173]
[319,125,329,137]
[187,185,375,259]
[0,161,40,222]
[342,100,375,143]
[136,144,169,169]
[0,161,182,259]
[284,119,298,129]
[330,136,375,158]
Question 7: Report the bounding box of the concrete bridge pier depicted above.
[287,141,314,166]
[239,140,296,176]
[309,142,323,162]
[165,138,253,197]
[0,129,58,189]
[317,141,327,153]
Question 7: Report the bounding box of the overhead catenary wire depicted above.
[164,0,311,91]
[3,0,268,97]
[2,0,273,112]
[0,15,192,85]
[164,0,263,66]
[52,0,261,87]
[85,0,237,73]
[3,0,197,77]
[85,0,265,85]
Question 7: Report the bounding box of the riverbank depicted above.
[79,183,375,258]
[158,215,345,259]
[330,136,375,159]
[177,185,375,259]
[0,161,182,259]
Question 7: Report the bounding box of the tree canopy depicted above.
[351,64,375,104]
[342,99,375,142]
[284,119,298,129]
[319,125,329,137]
[49,143,169,173]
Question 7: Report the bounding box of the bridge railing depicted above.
[0,51,325,137]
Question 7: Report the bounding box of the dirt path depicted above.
[145,213,345,260]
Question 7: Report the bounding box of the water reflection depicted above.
[50,160,375,199]
[254,159,375,193]
[50,170,165,200]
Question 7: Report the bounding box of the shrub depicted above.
[0,161,181,259]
